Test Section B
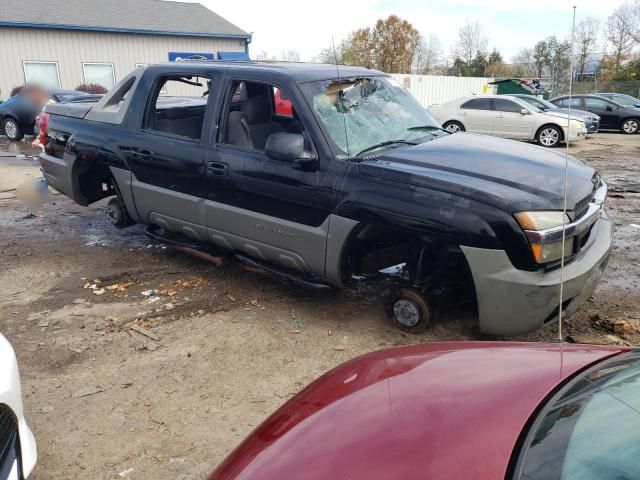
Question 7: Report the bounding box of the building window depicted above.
[82,63,115,90]
[23,61,60,89]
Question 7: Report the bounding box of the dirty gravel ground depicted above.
[0,133,638,479]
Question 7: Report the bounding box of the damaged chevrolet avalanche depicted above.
[39,62,613,335]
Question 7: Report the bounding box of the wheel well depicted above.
[339,224,475,295]
[74,158,116,204]
[536,123,564,142]
[621,116,639,127]
[1,113,19,123]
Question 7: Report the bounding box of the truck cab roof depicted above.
[145,60,386,82]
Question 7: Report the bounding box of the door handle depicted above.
[207,161,229,177]
[133,148,154,162]
[496,114,505,118]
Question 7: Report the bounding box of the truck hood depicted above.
[358,133,597,213]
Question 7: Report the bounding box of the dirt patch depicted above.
[0,133,638,479]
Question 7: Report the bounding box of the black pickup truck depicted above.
[39,62,613,335]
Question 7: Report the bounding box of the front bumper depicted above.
[565,126,588,142]
[461,210,613,336]
[0,336,36,479]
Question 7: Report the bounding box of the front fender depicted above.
[334,182,536,271]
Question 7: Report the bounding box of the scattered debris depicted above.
[118,467,134,477]
[68,346,84,354]
[605,334,633,347]
[141,289,156,297]
[631,224,640,230]
[332,346,345,351]
[41,406,54,414]
[128,323,159,341]
[92,288,106,296]
[106,281,134,293]
[613,319,637,335]
[72,386,104,398]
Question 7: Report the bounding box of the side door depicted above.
[583,97,617,129]
[128,72,215,238]
[202,78,336,275]
[553,96,583,111]
[458,98,493,134]
[492,98,534,139]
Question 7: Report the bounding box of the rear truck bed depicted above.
[39,103,119,206]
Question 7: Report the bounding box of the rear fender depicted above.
[41,128,131,206]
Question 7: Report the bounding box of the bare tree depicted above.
[316,45,343,64]
[606,2,637,72]
[510,48,537,77]
[413,34,443,74]
[622,0,640,43]
[574,17,600,77]
[454,19,488,65]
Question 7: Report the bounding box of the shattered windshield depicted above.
[301,77,442,158]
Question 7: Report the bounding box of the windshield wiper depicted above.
[406,125,448,133]
[355,140,418,157]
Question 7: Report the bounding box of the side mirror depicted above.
[520,108,530,115]
[265,132,317,169]
[606,105,613,111]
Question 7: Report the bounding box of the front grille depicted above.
[0,404,18,463]
[573,193,593,220]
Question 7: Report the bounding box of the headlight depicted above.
[515,211,574,264]
[530,237,575,264]
[515,211,570,230]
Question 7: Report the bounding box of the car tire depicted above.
[2,118,24,141]
[107,197,134,229]
[621,118,639,134]
[537,125,562,148]
[390,288,432,333]
[443,121,465,133]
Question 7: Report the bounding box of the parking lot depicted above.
[0,133,639,479]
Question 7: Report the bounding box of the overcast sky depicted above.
[198,0,625,62]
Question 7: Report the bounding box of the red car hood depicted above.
[209,342,626,480]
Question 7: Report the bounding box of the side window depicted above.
[460,98,491,110]
[512,355,640,480]
[219,81,304,151]
[143,75,210,140]
[85,71,140,124]
[558,97,582,107]
[521,97,541,109]
[584,98,610,110]
[494,99,523,113]
[274,87,293,118]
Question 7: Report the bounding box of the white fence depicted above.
[391,74,494,108]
